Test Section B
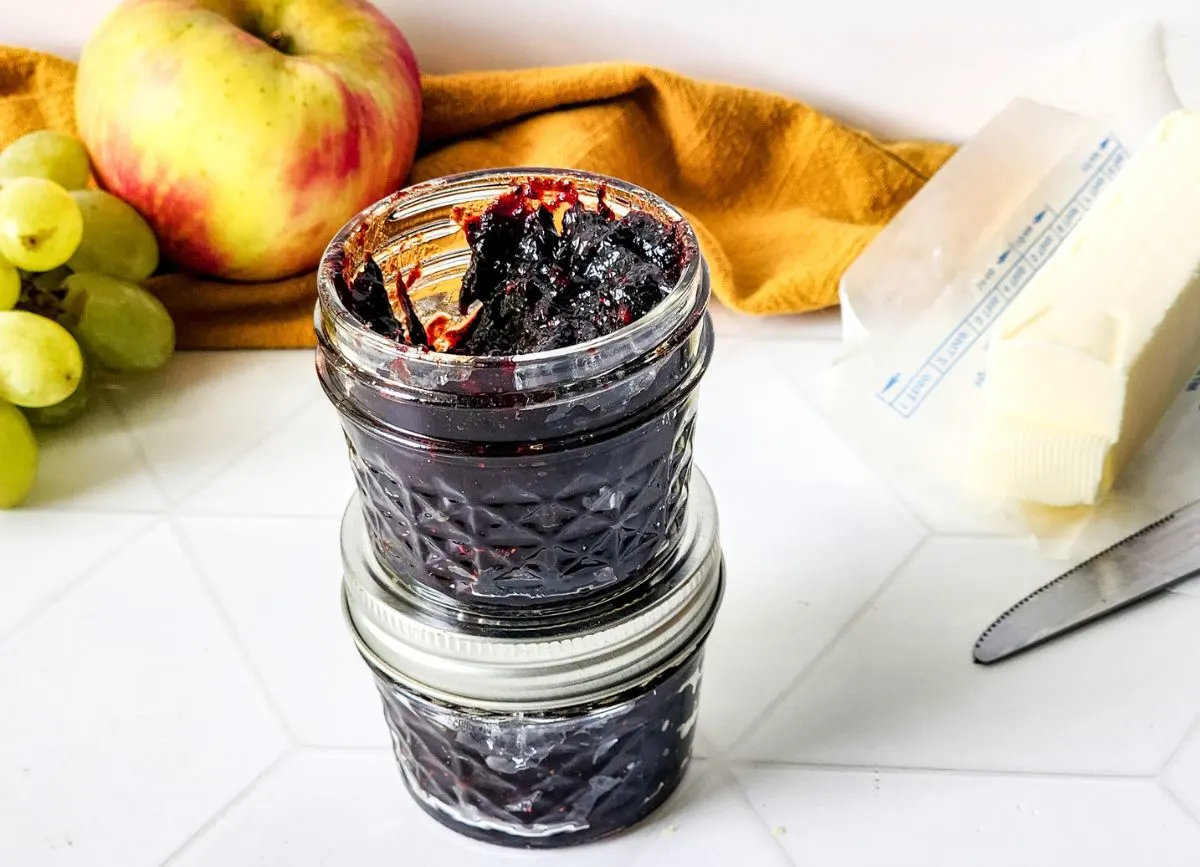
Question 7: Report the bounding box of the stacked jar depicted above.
[316,168,724,848]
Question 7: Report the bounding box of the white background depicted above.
[11,0,1200,142]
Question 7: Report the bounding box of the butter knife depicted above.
[974,500,1200,664]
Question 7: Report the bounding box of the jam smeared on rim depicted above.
[318,173,713,609]
[339,180,687,355]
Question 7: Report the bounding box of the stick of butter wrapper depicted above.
[977,109,1200,507]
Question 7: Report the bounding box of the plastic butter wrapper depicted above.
[816,22,1200,560]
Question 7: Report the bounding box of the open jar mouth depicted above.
[316,167,714,611]
[314,167,707,395]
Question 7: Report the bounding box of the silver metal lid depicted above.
[341,470,724,712]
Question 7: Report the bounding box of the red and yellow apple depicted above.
[75,0,421,282]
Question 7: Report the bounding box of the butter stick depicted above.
[976,109,1200,507]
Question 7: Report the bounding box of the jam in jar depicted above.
[316,168,714,612]
[340,470,724,847]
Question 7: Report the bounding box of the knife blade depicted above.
[974,500,1200,665]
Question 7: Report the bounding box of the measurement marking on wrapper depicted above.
[876,138,1129,419]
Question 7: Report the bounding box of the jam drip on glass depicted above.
[339,181,687,355]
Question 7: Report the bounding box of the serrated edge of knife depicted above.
[972,509,1182,657]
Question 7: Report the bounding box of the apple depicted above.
[74,0,422,282]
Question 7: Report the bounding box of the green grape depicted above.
[0,256,18,311]
[22,347,91,427]
[0,130,91,190]
[0,178,84,271]
[0,399,38,508]
[28,264,71,294]
[0,309,83,407]
[62,273,175,372]
[67,190,159,281]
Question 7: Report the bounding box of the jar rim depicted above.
[340,469,724,712]
[315,167,706,384]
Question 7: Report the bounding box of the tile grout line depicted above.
[103,388,304,746]
[168,520,303,748]
[715,534,931,760]
[1155,778,1200,834]
[171,393,322,509]
[0,519,162,650]
[97,366,317,511]
[157,749,294,867]
[1157,712,1200,778]
[738,759,1158,783]
[720,763,797,867]
[1154,712,1200,833]
[99,388,175,507]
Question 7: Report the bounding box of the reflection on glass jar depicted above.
[340,471,724,848]
[316,168,714,612]
[374,648,705,847]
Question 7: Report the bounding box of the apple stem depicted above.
[266,29,294,55]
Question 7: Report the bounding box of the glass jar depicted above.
[316,168,714,612]
[341,471,724,848]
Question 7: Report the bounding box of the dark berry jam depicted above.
[338,181,686,355]
[341,396,699,606]
[373,649,704,847]
[316,170,713,611]
[340,467,724,849]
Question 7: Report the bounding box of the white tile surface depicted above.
[739,537,1200,774]
[735,766,1200,867]
[170,753,786,867]
[0,524,288,867]
[106,351,318,505]
[176,516,388,747]
[695,338,925,751]
[0,510,152,637]
[1164,726,1200,824]
[628,764,793,867]
[11,329,1200,865]
[23,395,164,511]
[181,399,355,517]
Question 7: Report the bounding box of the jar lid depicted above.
[341,470,724,712]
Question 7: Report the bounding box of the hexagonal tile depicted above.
[169,752,783,867]
[176,515,386,747]
[737,536,1200,773]
[1164,726,1200,824]
[0,510,152,638]
[180,399,355,517]
[106,351,317,505]
[735,765,1200,866]
[23,395,163,511]
[0,524,288,867]
[693,338,924,752]
[628,763,791,867]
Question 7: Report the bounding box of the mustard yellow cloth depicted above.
[0,47,955,349]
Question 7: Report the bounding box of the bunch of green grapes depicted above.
[0,130,175,508]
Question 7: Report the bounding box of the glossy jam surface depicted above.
[375,649,704,848]
[338,181,686,355]
[317,172,713,611]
